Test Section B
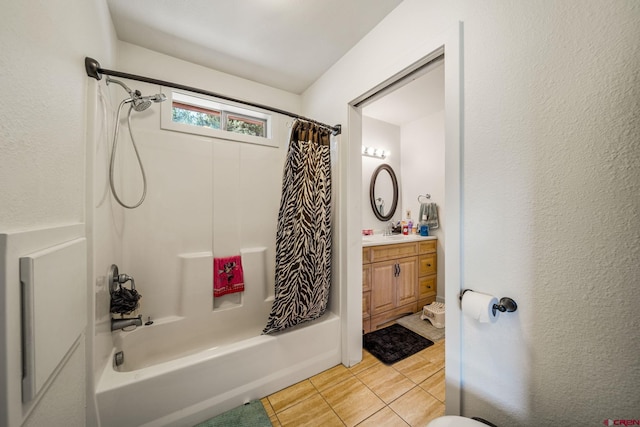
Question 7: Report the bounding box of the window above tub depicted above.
[160,89,278,147]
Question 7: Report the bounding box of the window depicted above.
[172,102,221,130]
[226,113,266,137]
[161,89,277,147]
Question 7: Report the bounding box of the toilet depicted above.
[427,416,496,427]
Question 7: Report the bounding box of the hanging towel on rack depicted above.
[213,255,244,297]
[419,202,439,230]
[418,203,428,224]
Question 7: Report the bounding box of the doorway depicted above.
[346,25,462,415]
[360,56,445,308]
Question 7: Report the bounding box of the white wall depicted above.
[0,0,117,425]
[362,116,402,231]
[303,0,640,425]
[401,111,446,300]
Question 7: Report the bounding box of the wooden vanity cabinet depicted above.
[362,239,437,333]
[417,240,438,308]
[362,248,372,333]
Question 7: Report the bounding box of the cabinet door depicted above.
[396,257,418,307]
[370,259,396,315]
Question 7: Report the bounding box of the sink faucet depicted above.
[111,315,142,331]
[384,221,394,236]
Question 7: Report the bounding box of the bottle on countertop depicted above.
[419,214,429,236]
[404,210,412,235]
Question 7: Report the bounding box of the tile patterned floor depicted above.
[261,339,445,426]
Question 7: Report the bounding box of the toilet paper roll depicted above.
[461,290,499,323]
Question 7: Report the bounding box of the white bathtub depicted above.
[96,249,341,426]
[96,312,341,427]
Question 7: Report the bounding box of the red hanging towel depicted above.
[213,255,244,297]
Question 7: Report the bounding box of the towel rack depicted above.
[417,194,432,203]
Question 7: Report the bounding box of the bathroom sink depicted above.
[362,233,435,246]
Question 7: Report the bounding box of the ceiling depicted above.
[363,61,444,127]
[107,0,403,94]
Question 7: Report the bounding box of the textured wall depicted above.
[0,0,110,229]
[304,0,640,425]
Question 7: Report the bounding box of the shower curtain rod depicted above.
[84,57,341,136]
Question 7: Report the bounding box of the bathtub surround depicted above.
[264,120,333,334]
[91,46,341,424]
[94,109,341,424]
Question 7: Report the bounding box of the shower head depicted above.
[130,93,166,112]
[131,97,152,112]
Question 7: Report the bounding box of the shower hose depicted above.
[109,99,147,209]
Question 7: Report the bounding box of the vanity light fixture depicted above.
[362,145,388,159]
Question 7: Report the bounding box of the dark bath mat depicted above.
[363,323,434,364]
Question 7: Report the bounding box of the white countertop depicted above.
[362,234,437,247]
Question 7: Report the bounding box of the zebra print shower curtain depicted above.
[263,120,332,334]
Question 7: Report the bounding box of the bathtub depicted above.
[96,312,340,427]
[96,249,341,426]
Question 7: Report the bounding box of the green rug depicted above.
[193,400,271,427]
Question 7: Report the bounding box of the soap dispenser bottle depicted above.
[419,214,429,236]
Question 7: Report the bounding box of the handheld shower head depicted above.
[150,93,167,103]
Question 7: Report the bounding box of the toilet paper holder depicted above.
[459,289,518,316]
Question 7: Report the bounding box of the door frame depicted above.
[345,22,463,415]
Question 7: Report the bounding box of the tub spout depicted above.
[111,315,142,331]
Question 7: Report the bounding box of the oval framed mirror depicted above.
[369,163,398,221]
